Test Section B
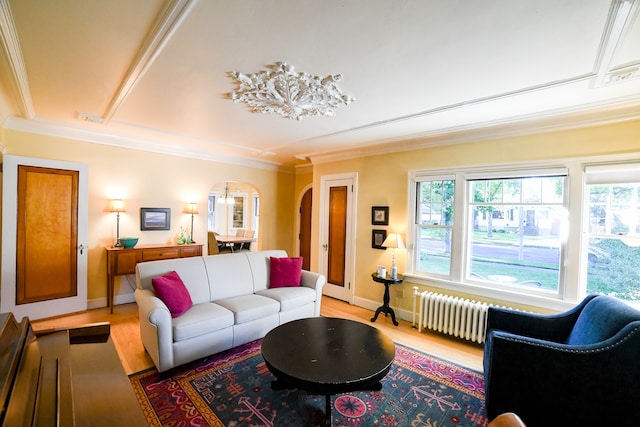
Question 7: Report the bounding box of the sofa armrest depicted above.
[300,269,325,290]
[301,270,326,316]
[134,288,175,372]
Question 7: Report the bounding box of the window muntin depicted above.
[467,176,565,291]
[414,179,455,276]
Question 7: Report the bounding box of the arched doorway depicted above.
[208,181,260,244]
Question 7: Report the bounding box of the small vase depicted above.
[178,236,186,245]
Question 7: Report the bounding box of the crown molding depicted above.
[305,96,640,165]
[100,0,197,124]
[0,0,34,118]
[4,117,292,173]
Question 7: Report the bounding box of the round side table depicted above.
[370,272,403,326]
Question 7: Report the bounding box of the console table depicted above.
[105,243,202,313]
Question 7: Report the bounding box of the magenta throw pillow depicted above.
[151,270,193,318]
[269,257,303,288]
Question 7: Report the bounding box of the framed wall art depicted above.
[371,206,389,225]
[140,207,171,230]
[372,229,387,249]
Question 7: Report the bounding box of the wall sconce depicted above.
[110,199,125,247]
[184,202,199,243]
[217,182,235,205]
[382,233,405,279]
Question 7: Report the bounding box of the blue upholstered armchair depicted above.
[484,294,640,427]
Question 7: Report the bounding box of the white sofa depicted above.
[134,250,325,372]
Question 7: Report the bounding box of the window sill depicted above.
[403,273,576,312]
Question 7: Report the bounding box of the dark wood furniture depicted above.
[0,312,147,426]
[370,272,403,326]
[261,317,395,426]
[105,243,202,313]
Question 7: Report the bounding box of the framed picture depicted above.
[372,206,389,225]
[372,229,387,249]
[140,207,171,230]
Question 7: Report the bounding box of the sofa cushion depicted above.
[172,302,234,342]
[269,256,303,288]
[256,287,316,312]
[245,250,289,292]
[151,270,193,318]
[204,253,255,300]
[215,294,280,324]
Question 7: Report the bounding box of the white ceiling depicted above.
[0,0,639,171]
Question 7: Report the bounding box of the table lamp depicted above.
[110,199,125,247]
[382,233,405,279]
[184,202,198,243]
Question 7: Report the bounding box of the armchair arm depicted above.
[486,294,598,343]
[484,322,640,426]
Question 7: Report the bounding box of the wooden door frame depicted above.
[1,155,88,320]
[319,173,357,303]
[295,184,312,261]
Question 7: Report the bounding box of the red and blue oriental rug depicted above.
[130,339,488,426]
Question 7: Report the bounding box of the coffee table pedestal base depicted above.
[270,379,383,426]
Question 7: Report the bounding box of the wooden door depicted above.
[299,188,312,271]
[327,186,347,287]
[1,155,88,320]
[17,166,78,304]
[320,173,357,302]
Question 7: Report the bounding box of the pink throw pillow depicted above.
[269,257,303,288]
[151,270,193,318]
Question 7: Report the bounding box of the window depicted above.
[410,167,569,301]
[208,193,217,230]
[467,175,566,292]
[414,176,455,276]
[585,164,640,302]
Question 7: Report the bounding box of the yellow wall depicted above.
[310,119,640,313]
[3,118,640,315]
[1,129,296,307]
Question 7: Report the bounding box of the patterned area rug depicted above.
[130,339,487,426]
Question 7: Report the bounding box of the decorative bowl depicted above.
[119,237,139,248]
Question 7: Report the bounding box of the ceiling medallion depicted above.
[227,62,354,120]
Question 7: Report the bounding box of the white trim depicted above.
[0,0,34,118]
[1,155,88,320]
[5,117,288,172]
[319,172,358,303]
[102,0,196,124]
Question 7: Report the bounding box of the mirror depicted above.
[208,182,260,239]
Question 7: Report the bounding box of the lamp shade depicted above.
[382,233,405,249]
[110,199,125,213]
[184,202,198,214]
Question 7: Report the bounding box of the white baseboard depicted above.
[352,296,419,327]
[88,292,136,310]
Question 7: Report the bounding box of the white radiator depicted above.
[417,291,491,344]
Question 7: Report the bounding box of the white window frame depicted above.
[408,163,581,312]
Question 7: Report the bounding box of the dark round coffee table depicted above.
[261,317,395,426]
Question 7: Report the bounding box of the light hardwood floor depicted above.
[31,296,484,375]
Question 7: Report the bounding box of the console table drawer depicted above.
[179,245,202,257]
[142,248,180,261]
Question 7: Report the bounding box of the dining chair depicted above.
[239,230,255,251]
[208,231,231,254]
